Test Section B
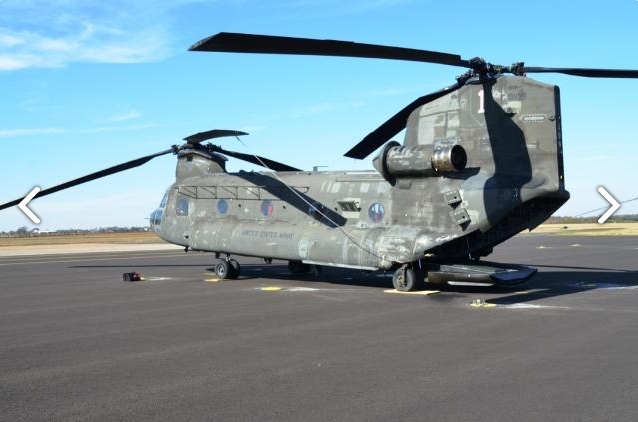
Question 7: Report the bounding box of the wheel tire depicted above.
[228,259,240,279]
[215,261,230,279]
[392,267,421,292]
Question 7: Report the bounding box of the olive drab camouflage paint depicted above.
[151,75,568,277]
[5,32,636,291]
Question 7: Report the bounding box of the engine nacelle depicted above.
[373,141,467,182]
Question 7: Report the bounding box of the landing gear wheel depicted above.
[392,266,423,292]
[214,260,231,279]
[228,259,240,279]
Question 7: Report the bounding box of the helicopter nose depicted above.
[149,209,163,232]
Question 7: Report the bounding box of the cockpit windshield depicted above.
[159,193,168,209]
[150,192,169,229]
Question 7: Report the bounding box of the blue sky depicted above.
[1,0,637,231]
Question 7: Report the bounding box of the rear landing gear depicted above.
[392,263,425,292]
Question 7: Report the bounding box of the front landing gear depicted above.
[392,263,425,292]
[214,257,240,280]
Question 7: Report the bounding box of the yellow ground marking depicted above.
[202,272,223,282]
[260,286,282,291]
[470,300,497,308]
[204,278,221,283]
[383,289,440,296]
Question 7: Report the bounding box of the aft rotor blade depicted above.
[0,148,175,211]
[344,84,461,159]
[522,67,638,78]
[184,129,249,144]
[210,146,301,172]
[190,32,469,68]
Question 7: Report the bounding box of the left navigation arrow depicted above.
[18,187,41,224]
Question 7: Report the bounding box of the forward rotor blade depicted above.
[184,129,248,144]
[0,148,175,211]
[190,32,468,68]
[210,146,300,172]
[522,67,638,78]
[344,84,461,159]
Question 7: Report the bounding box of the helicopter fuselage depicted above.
[151,75,569,272]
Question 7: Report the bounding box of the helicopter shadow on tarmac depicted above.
[216,261,638,302]
[445,265,638,307]
[212,262,396,289]
[66,260,391,287]
[68,259,638,305]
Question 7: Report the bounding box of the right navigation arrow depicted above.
[597,186,620,224]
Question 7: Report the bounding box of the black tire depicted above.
[392,267,423,292]
[215,261,230,279]
[228,259,240,279]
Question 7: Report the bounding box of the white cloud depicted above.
[0,1,201,71]
[0,127,66,138]
[0,33,23,47]
[0,123,155,138]
[110,109,142,122]
[0,27,170,70]
[0,55,31,71]
[276,0,412,16]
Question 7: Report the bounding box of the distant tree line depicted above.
[1,226,150,237]
[547,214,638,224]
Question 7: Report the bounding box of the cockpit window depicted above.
[176,195,189,216]
[159,193,168,208]
[151,209,163,227]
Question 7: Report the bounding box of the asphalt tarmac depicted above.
[1,234,638,422]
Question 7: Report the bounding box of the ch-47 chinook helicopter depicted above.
[3,33,638,291]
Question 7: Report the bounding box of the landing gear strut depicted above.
[392,263,425,292]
